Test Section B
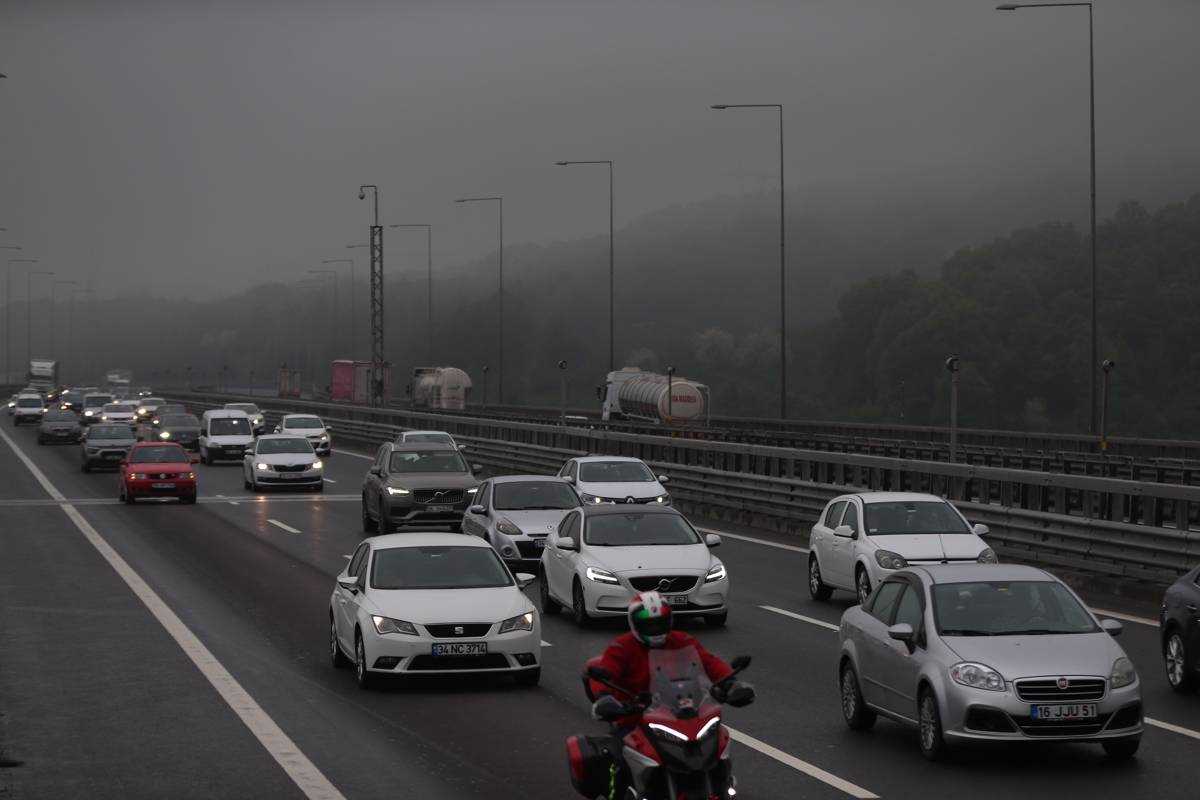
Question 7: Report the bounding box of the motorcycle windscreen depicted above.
[647,646,720,719]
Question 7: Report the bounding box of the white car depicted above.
[557,455,671,505]
[133,396,166,424]
[396,429,466,451]
[329,532,541,689]
[808,492,995,606]
[80,392,115,424]
[12,394,46,425]
[276,413,331,457]
[199,408,255,464]
[243,434,323,492]
[540,504,728,627]
[99,403,136,426]
[224,402,266,435]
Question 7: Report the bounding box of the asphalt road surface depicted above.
[2,420,1199,799]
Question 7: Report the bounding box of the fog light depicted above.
[502,546,516,557]
[514,652,537,666]
[373,656,401,670]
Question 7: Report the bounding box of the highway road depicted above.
[2,422,1199,799]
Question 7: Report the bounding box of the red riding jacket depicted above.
[589,631,734,711]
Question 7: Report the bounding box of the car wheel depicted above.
[81,462,90,473]
[354,631,372,690]
[203,449,213,466]
[706,611,728,627]
[1165,630,1195,692]
[1102,737,1140,760]
[312,483,324,493]
[571,579,591,627]
[540,573,561,615]
[361,497,376,533]
[121,486,135,505]
[181,491,197,505]
[840,661,877,730]
[378,502,394,534]
[330,614,350,669]
[243,473,251,490]
[918,689,947,761]
[856,567,873,606]
[809,556,833,601]
[515,667,541,687]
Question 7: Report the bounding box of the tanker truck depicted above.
[598,367,709,424]
[409,367,472,410]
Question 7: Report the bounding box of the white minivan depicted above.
[199,408,255,465]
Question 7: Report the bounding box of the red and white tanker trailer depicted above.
[598,367,709,424]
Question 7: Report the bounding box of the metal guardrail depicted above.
[173,392,1200,585]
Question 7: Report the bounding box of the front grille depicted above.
[1015,713,1111,737]
[414,489,465,505]
[1015,678,1106,702]
[628,575,698,593]
[407,654,509,671]
[514,540,543,559]
[424,623,492,638]
[599,496,655,505]
[274,464,309,473]
[149,472,180,480]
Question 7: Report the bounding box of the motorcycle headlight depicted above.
[159,431,171,439]
[696,716,721,739]
[647,723,689,742]
[976,548,998,564]
[1110,656,1137,689]
[371,615,418,636]
[255,462,269,470]
[497,517,523,536]
[586,566,620,585]
[386,486,411,496]
[705,563,727,583]
[874,550,908,570]
[949,662,1006,692]
[498,611,535,633]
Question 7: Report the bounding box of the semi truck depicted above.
[105,369,133,397]
[598,367,709,425]
[409,367,472,410]
[330,360,393,405]
[27,358,59,394]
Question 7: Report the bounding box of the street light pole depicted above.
[554,160,615,373]
[710,104,787,419]
[322,258,356,358]
[996,2,1097,433]
[455,196,504,403]
[946,356,961,462]
[358,185,386,406]
[26,270,53,366]
[557,359,568,423]
[5,256,36,384]
[1100,359,1115,451]
[388,224,434,365]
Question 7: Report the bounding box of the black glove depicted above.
[592,694,632,721]
[712,680,755,707]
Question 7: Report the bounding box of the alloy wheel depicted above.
[856,570,872,605]
[810,560,821,594]
[356,636,366,684]
[920,694,939,752]
[1167,634,1187,687]
[841,669,857,719]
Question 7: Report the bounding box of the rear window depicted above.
[129,445,187,463]
[17,398,42,408]
[85,395,113,406]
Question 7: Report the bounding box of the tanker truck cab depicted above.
[199,409,255,465]
[559,455,671,506]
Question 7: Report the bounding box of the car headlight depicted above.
[586,566,620,585]
[976,548,998,564]
[705,563,727,583]
[371,615,418,636]
[875,550,908,570]
[654,493,671,505]
[101,415,108,420]
[159,431,171,439]
[311,461,323,470]
[319,433,328,441]
[497,517,523,536]
[499,611,535,633]
[1110,656,1137,689]
[84,410,94,416]
[186,472,196,479]
[466,486,478,494]
[949,662,1006,692]
[152,418,160,425]
[130,473,147,480]
[386,486,411,496]
[580,493,605,504]
[255,462,269,471]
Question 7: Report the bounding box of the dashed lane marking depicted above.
[696,526,809,554]
[726,727,878,799]
[0,424,347,800]
[268,519,302,534]
[1146,717,1200,740]
[1091,608,1158,628]
[337,450,373,461]
[216,494,240,506]
[760,605,840,632]
[322,478,337,484]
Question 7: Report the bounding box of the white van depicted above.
[199,409,255,465]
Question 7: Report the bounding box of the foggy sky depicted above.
[2,0,1199,298]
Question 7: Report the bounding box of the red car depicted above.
[119,442,198,504]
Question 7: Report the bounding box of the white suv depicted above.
[276,413,331,457]
[557,456,670,505]
[808,491,995,606]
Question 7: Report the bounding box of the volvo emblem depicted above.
[454,626,464,635]
[658,579,672,592]
[1057,677,1070,690]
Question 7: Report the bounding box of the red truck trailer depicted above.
[330,360,392,405]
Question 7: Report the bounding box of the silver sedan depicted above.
[837,564,1142,760]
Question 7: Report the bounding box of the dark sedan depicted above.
[81,423,138,471]
[156,413,202,451]
[37,409,81,444]
[1162,566,1200,692]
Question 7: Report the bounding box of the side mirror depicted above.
[369,466,382,477]
[730,655,751,672]
[336,576,358,592]
[972,523,990,538]
[592,694,627,722]
[1100,618,1123,637]
[469,504,486,515]
[556,536,577,551]
[119,459,128,467]
[887,623,915,645]
[273,426,281,434]
[457,443,468,451]
[704,534,722,548]
[834,524,854,538]
[514,573,536,589]
[657,475,670,484]
[472,463,484,473]
[562,474,575,484]
[325,425,333,432]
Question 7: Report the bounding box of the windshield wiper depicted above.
[1003,628,1075,635]
[939,628,995,636]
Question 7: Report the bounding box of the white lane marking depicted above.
[541,640,552,647]
[216,493,240,506]
[727,726,878,799]
[322,478,337,484]
[760,605,840,632]
[268,519,302,534]
[696,526,809,554]
[337,450,373,461]
[0,425,346,800]
[1147,717,1200,740]
[1091,608,1158,628]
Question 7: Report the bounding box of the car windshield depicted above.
[389,451,468,473]
[584,513,701,546]
[161,414,199,427]
[85,395,113,406]
[932,580,1099,636]
[404,432,454,444]
[210,417,251,435]
[579,461,656,483]
[103,404,128,413]
[285,416,323,429]
[129,445,187,463]
[864,501,969,536]
[227,404,260,414]
[89,426,131,440]
[494,481,580,510]
[17,398,42,408]
[257,438,313,455]
[44,410,75,422]
[371,546,512,590]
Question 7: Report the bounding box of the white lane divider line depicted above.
[337,450,373,461]
[268,519,302,534]
[0,425,346,800]
[760,605,840,632]
[1147,717,1200,740]
[1091,608,1158,628]
[216,494,240,506]
[322,478,337,484]
[697,527,809,554]
[727,726,878,799]
[540,640,553,647]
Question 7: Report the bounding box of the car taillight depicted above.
[565,736,586,784]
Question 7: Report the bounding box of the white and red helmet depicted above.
[628,591,673,648]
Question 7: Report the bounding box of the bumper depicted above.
[205,444,250,460]
[256,471,323,486]
[385,500,470,526]
[583,575,729,617]
[40,429,80,442]
[124,478,197,498]
[943,680,1144,743]
[359,624,541,676]
[83,449,132,465]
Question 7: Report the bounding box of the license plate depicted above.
[431,642,488,656]
[151,482,175,489]
[426,505,452,513]
[664,594,688,607]
[1031,703,1097,720]
[104,453,122,460]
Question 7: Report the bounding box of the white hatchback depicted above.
[557,455,670,506]
[808,492,995,606]
[329,532,541,689]
[276,413,331,456]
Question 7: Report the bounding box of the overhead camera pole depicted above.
[945,355,961,462]
[359,185,384,406]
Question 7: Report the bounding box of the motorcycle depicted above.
[566,647,754,800]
